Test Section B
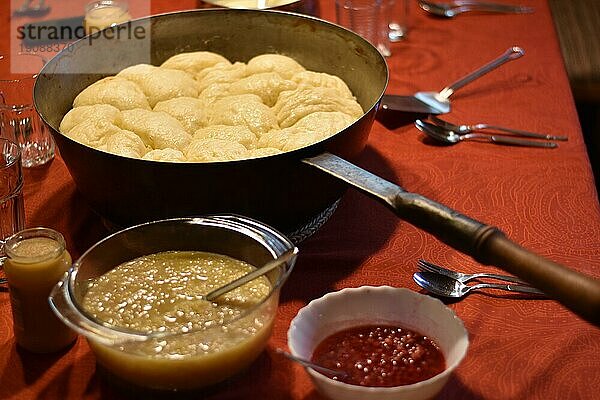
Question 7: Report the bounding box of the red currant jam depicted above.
[311,324,445,387]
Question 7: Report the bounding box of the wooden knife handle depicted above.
[392,191,600,326]
[481,231,600,324]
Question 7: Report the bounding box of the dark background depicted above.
[549,0,600,192]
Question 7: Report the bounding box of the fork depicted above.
[429,116,568,141]
[417,259,530,285]
[413,271,545,298]
[419,0,534,18]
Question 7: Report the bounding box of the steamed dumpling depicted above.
[142,148,186,162]
[73,76,150,110]
[117,64,199,107]
[257,128,295,150]
[197,83,231,106]
[280,132,324,151]
[105,130,147,159]
[259,112,354,151]
[160,51,231,75]
[292,111,356,136]
[193,125,257,149]
[59,104,122,133]
[259,111,354,151]
[153,97,206,134]
[120,109,192,150]
[246,54,305,79]
[291,71,354,99]
[195,62,248,93]
[185,138,247,162]
[65,119,124,148]
[206,94,278,136]
[228,72,297,106]
[258,128,321,152]
[273,87,363,128]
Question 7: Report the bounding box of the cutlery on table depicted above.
[417,259,530,285]
[415,119,558,148]
[413,271,546,298]
[419,0,534,18]
[381,47,524,114]
[429,115,568,141]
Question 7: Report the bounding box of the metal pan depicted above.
[34,10,600,324]
[34,9,385,235]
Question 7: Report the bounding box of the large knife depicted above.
[303,152,600,326]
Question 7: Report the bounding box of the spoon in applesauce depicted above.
[275,348,349,379]
[204,247,298,301]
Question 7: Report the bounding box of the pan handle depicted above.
[303,153,600,326]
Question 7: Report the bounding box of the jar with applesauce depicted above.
[3,228,76,353]
[84,0,132,35]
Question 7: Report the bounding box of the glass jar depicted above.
[84,0,132,35]
[3,228,76,353]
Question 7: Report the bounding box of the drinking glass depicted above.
[0,138,25,253]
[335,0,391,57]
[388,0,410,42]
[0,55,55,168]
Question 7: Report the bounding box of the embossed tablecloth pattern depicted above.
[1,1,599,399]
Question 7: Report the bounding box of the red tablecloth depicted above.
[1,0,599,399]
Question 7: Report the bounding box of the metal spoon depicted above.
[204,247,298,301]
[381,47,524,114]
[419,0,534,18]
[413,271,546,298]
[415,119,558,148]
[275,348,349,379]
[429,115,568,141]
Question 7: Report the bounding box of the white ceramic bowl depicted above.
[287,286,469,400]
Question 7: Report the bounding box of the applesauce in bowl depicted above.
[49,215,297,391]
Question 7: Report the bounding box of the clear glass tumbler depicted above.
[335,0,391,57]
[388,0,410,42]
[0,65,55,168]
[0,138,25,250]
